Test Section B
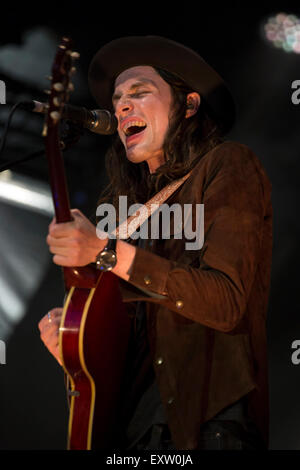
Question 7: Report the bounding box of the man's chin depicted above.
[125,148,148,164]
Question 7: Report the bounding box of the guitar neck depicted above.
[42,37,100,290]
[45,125,72,224]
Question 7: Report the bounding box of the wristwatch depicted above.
[95,237,117,271]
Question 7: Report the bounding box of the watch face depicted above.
[96,250,117,271]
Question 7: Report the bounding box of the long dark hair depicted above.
[97,67,224,216]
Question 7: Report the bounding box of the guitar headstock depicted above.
[43,37,79,136]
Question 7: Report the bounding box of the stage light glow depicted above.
[263,12,300,54]
[0,171,53,341]
[0,170,53,216]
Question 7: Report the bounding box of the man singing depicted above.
[39,36,272,450]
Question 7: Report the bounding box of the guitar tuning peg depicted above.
[68,83,74,92]
[53,97,61,107]
[45,75,53,81]
[50,111,61,123]
[44,89,51,95]
[71,51,80,59]
[53,82,64,92]
[70,66,76,75]
[42,123,48,137]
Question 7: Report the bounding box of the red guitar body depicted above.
[44,37,131,449]
[60,268,131,449]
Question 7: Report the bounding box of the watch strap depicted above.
[104,236,117,251]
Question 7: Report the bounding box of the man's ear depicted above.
[185,92,201,118]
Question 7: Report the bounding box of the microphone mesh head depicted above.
[93,110,118,135]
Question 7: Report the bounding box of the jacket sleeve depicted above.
[126,142,270,332]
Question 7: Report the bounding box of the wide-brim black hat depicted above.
[88,36,236,134]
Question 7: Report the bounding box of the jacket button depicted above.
[144,275,151,285]
[156,357,163,365]
[175,300,184,309]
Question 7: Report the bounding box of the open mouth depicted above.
[123,121,147,138]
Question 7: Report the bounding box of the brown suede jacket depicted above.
[118,140,273,450]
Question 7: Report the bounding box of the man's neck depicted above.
[147,153,165,174]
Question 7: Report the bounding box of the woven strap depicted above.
[114,170,192,239]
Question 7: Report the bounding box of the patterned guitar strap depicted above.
[114,170,192,240]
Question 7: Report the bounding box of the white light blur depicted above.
[0,170,53,216]
[263,12,300,53]
[0,171,53,340]
[0,276,25,321]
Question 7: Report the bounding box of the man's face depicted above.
[112,66,173,171]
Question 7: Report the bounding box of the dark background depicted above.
[0,1,299,450]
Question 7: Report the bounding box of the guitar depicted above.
[43,37,131,450]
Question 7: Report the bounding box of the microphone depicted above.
[21,100,118,135]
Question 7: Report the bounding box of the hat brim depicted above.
[88,36,236,133]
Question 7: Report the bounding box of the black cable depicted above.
[0,102,84,173]
[0,149,45,172]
